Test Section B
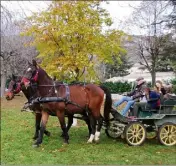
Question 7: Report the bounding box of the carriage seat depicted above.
[159,95,176,114]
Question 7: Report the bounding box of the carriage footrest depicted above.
[111,108,128,123]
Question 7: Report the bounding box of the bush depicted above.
[170,78,176,85]
[172,85,176,94]
[101,81,132,94]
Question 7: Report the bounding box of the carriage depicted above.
[105,95,176,146]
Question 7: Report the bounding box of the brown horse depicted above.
[5,76,51,140]
[6,73,92,141]
[21,60,112,147]
[5,75,22,100]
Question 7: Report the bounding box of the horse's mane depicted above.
[38,67,52,81]
[68,81,88,86]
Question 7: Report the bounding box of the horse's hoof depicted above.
[45,131,51,137]
[87,140,93,144]
[32,144,40,148]
[64,140,69,144]
[94,139,100,144]
[32,136,38,140]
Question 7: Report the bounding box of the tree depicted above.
[0,3,38,97]
[21,1,126,82]
[104,54,133,79]
[128,1,172,86]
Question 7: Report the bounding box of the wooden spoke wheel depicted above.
[125,122,146,146]
[105,121,125,139]
[158,122,176,146]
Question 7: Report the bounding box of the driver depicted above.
[113,77,146,116]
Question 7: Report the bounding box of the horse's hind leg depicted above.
[84,117,91,137]
[94,117,103,143]
[33,111,49,147]
[57,111,69,144]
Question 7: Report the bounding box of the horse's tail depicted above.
[99,85,112,125]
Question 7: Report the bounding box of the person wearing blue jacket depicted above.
[132,86,161,117]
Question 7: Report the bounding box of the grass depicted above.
[1,95,176,165]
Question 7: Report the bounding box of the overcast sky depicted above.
[1,1,142,34]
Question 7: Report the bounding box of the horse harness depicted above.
[23,70,90,113]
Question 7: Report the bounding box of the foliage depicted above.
[167,0,176,30]
[104,54,133,79]
[129,1,173,86]
[21,1,127,82]
[170,78,176,85]
[170,78,176,94]
[157,34,176,72]
[101,81,132,93]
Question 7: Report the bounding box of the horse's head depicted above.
[21,59,54,98]
[5,76,22,100]
[21,60,39,87]
[20,59,42,100]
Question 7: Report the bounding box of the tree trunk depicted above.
[1,59,7,97]
[1,73,7,97]
[151,71,156,87]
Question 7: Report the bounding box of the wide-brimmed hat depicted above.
[137,79,146,85]
[136,77,144,82]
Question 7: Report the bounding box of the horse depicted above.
[21,60,112,147]
[6,73,92,141]
[5,76,51,140]
[5,75,22,100]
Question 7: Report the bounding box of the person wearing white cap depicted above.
[113,77,146,116]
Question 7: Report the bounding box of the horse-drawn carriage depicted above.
[105,95,176,146]
[5,60,176,147]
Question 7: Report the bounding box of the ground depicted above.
[1,95,176,165]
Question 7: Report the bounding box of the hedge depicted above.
[101,78,176,94]
[170,78,176,94]
[101,82,132,94]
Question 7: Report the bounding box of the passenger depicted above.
[155,80,166,95]
[133,86,160,117]
[113,77,146,116]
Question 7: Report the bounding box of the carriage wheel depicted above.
[105,121,125,139]
[125,122,146,146]
[158,122,176,146]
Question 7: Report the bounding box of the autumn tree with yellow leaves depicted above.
[21,1,127,82]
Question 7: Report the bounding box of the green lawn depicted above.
[1,96,176,165]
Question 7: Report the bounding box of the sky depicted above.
[0,1,149,35]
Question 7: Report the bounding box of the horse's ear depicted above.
[27,60,32,66]
[12,74,15,80]
[32,59,37,67]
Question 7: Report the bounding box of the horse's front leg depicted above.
[33,113,41,140]
[60,115,73,137]
[33,111,49,147]
[57,111,69,144]
[33,112,51,140]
